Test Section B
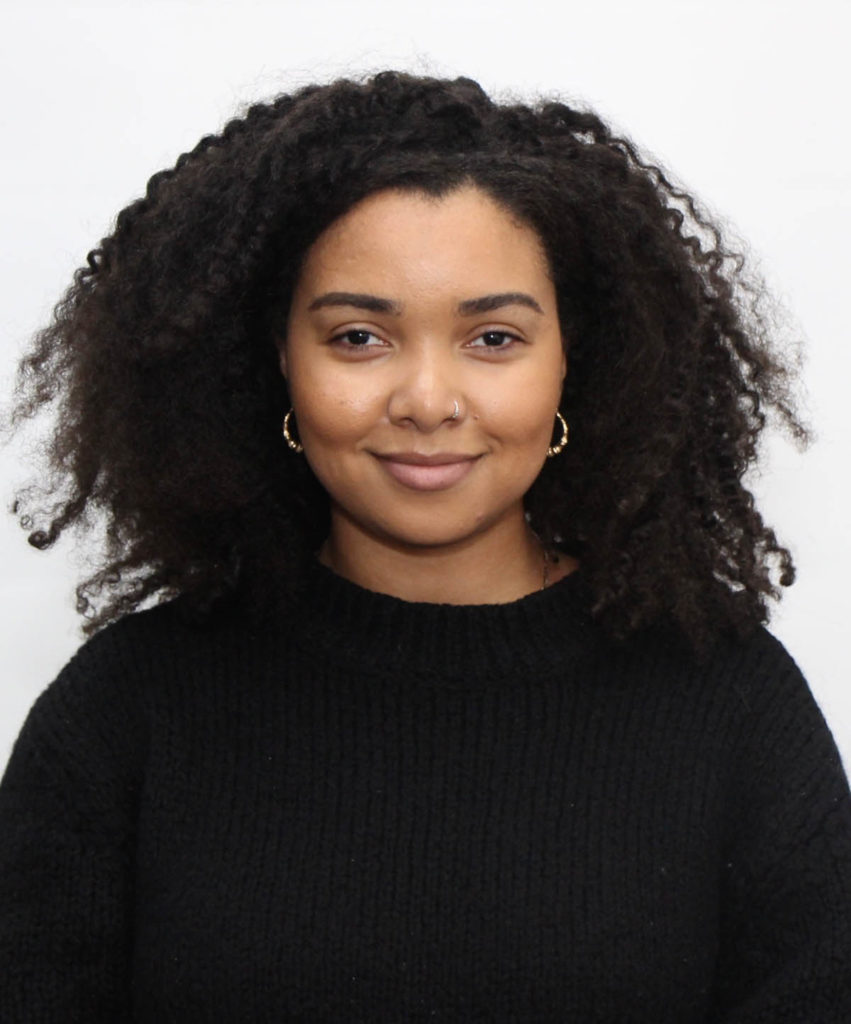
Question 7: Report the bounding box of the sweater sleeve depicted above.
[709,635,851,1022]
[0,630,147,1022]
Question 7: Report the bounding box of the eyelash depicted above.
[467,330,521,351]
[329,329,523,352]
[330,329,384,349]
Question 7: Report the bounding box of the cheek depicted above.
[290,362,382,442]
[302,395,371,441]
[289,378,385,496]
[477,372,562,444]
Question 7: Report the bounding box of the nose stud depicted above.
[450,400,460,421]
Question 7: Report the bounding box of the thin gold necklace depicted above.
[541,547,557,590]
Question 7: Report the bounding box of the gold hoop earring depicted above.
[282,409,304,453]
[547,411,569,457]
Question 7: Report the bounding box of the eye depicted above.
[467,330,521,351]
[330,329,386,349]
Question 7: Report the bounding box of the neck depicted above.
[319,508,550,606]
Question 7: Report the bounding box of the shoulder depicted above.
[706,627,838,769]
[622,619,807,696]
[704,628,850,835]
[701,625,824,735]
[4,598,277,818]
[15,597,266,759]
[8,604,183,770]
[35,600,207,712]
[598,617,802,695]
[624,623,851,856]
[52,594,268,692]
[602,621,837,762]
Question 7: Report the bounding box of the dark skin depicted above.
[281,186,575,605]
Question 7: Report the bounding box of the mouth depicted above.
[373,452,481,491]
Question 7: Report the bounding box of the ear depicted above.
[277,339,288,379]
[560,340,568,381]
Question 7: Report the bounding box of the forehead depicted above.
[294,186,553,300]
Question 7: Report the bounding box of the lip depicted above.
[374,452,481,491]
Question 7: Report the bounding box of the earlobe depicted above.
[278,341,288,379]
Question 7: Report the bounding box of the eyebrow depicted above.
[457,292,544,316]
[307,292,402,314]
[307,291,544,316]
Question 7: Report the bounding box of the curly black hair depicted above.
[9,70,806,646]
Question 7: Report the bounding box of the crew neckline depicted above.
[290,558,595,684]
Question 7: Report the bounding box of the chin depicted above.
[377,525,479,551]
[368,509,501,551]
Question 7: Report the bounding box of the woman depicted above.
[1,71,849,1021]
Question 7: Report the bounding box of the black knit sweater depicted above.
[2,564,850,1022]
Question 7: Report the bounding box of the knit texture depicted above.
[2,564,850,1022]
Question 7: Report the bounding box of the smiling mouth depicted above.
[374,453,481,492]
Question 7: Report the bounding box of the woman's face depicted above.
[281,185,566,554]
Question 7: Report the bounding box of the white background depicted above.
[1,0,849,772]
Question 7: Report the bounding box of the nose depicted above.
[386,346,460,432]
